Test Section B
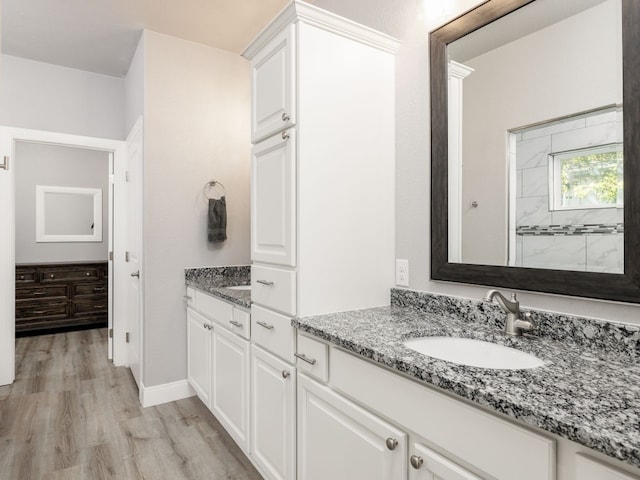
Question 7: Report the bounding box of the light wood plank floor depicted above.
[0,328,263,480]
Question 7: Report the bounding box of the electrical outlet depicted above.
[396,259,409,286]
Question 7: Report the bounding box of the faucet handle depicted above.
[514,311,535,333]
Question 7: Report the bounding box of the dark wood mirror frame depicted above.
[430,0,640,303]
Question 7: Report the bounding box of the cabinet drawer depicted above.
[194,290,234,325]
[73,283,107,297]
[296,334,328,383]
[330,347,555,480]
[229,308,251,340]
[575,454,639,480]
[40,267,101,283]
[16,285,67,300]
[16,301,69,319]
[74,297,108,315]
[252,305,295,362]
[251,265,296,315]
[16,269,37,284]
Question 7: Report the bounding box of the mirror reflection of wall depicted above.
[15,142,110,263]
[448,0,622,270]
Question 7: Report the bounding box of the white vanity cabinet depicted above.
[575,454,639,480]
[297,373,407,480]
[251,345,296,480]
[186,290,252,453]
[187,308,212,405]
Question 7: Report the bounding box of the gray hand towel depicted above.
[208,196,227,243]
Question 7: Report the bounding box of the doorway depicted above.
[0,127,128,387]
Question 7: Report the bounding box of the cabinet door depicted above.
[297,373,407,480]
[409,442,481,480]
[575,454,639,480]
[251,129,296,267]
[251,346,296,480]
[251,24,296,143]
[211,326,250,452]
[187,308,211,405]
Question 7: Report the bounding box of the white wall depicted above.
[132,31,251,387]
[313,0,640,324]
[125,34,145,135]
[14,142,109,263]
[0,55,126,140]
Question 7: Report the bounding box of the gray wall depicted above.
[130,31,252,388]
[15,141,110,264]
[0,55,126,140]
[313,0,639,324]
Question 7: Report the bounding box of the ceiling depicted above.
[1,0,294,77]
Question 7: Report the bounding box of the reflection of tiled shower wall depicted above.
[513,107,623,273]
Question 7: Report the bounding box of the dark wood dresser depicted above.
[15,261,108,335]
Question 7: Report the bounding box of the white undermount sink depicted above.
[227,285,251,291]
[403,336,545,370]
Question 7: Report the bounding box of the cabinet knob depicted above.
[19,275,25,280]
[410,455,424,469]
[50,274,55,278]
[386,438,398,451]
[86,272,91,276]
[281,130,290,140]
[282,112,290,122]
[282,370,290,379]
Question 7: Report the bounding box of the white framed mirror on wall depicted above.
[35,185,103,242]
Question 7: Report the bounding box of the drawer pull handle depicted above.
[19,275,25,280]
[294,353,317,365]
[94,305,106,309]
[282,370,290,379]
[32,310,46,314]
[229,320,243,328]
[386,438,398,451]
[93,287,105,293]
[256,321,274,330]
[32,291,47,296]
[203,323,212,330]
[183,295,192,301]
[256,280,274,286]
[410,455,424,469]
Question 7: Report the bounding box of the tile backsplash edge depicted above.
[390,288,640,357]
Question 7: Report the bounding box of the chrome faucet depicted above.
[483,289,535,336]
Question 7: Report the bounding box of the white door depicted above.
[187,308,211,405]
[251,129,296,267]
[297,373,407,480]
[211,325,250,452]
[409,442,481,480]
[250,24,296,143]
[125,118,143,386]
[251,345,296,480]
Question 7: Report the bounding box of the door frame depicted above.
[0,127,127,385]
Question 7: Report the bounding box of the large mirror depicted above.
[430,0,640,302]
[35,185,103,242]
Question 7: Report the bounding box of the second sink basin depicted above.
[403,336,545,370]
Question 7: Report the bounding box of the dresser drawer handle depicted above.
[49,274,55,279]
[32,291,47,296]
[256,321,274,330]
[229,320,243,328]
[19,275,25,280]
[94,304,106,309]
[93,287,105,293]
[32,310,46,315]
[256,280,274,286]
[294,353,317,365]
[86,272,91,276]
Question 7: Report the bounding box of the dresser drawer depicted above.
[251,305,295,362]
[251,265,296,315]
[16,285,67,300]
[230,307,251,340]
[16,301,69,319]
[16,269,37,284]
[73,297,108,315]
[40,267,101,283]
[296,333,328,382]
[73,283,107,297]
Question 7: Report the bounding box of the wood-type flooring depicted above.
[0,328,263,480]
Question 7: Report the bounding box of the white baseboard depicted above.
[140,379,196,408]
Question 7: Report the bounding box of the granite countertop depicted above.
[185,266,251,309]
[293,291,640,468]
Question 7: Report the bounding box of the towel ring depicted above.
[204,180,225,200]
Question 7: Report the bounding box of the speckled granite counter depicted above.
[293,289,640,468]
[185,266,251,309]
